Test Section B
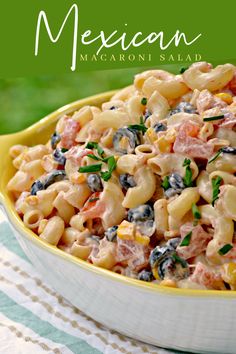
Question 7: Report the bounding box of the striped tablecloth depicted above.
[0,208,179,354]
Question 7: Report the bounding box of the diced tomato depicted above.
[116,239,138,262]
[181,121,200,137]
[116,239,149,271]
[190,262,223,289]
[196,90,226,114]
[61,118,80,149]
[82,192,101,211]
[219,111,236,129]
[173,121,214,159]
[89,238,117,267]
[65,147,93,166]
[81,192,106,219]
[128,252,149,272]
[177,223,212,260]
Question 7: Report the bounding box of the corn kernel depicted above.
[71,172,86,184]
[146,128,158,144]
[117,220,135,241]
[221,263,236,286]
[135,231,150,246]
[154,136,171,153]
[166,128,177,143]
[160,279,177,288]
[146,128,158,143]
[215,93,233,105]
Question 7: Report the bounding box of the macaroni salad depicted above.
[7,62,236,290]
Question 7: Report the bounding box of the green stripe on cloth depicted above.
[0,221,30,262]
[0,290,101,354]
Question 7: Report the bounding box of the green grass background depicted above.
[0,68,140,134]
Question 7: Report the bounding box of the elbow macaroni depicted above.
[7,61,236,290]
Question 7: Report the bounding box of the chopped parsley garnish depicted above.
[61,148,68,153]
[179,231,192,247]
[101,156,117,181]
[218,244,233,256]
[128,116,148,134]
[141,97,147,105]
[86,142,104,158]
[203,115,225,122]
[79,164,102,173]
[161,176,170,190]
[183,158,193,187]
[192,203,201,220]
[208,149,223,164]
[180,67,188,74]
[211,176,222,206]
[86,142,98,149]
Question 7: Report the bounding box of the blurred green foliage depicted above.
[0,68,141,134]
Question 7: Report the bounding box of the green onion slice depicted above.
[180,67,188,74]
[89,197,100,203]
[192,203,201,220]
[161,176,170,190]
[208,149,223,164]
[141,97,147,105]
[179,231,192,247]
[203,115,225,122]
[79,164,102,173]
[128,124,147,133]
[172,253,188,268]
[87,154,101,161]
[128,116,147,134]
[101,156,117,181]
[61,148,68,153]
[212,176,222,206]
[218,244,233,256]
[183,158,193,187]
[86,142,104,157]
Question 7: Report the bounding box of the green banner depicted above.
[0,0,236,78]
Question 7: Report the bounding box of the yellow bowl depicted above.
[0,92,236,354]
